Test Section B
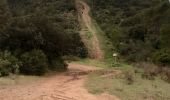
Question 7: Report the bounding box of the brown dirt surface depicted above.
[0,63,120,100]
[76,0,104,60]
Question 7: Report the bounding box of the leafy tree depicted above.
[0,50,21,76]
[20,50,48,75]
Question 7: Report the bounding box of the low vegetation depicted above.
[85,66,170,100]
[0,75,40,86]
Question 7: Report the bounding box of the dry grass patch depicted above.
[0,75,40,86]
[85,70,170,100]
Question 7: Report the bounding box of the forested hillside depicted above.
[87,0,170,66]
[1,0,170,99]
[0,0,87,76]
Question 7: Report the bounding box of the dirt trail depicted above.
[0,64,120,100]
[0,1,120,100]
[76,0,104,60]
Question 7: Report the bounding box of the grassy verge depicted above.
[0,75,41,86]
[72,58,109,68]
[85,67,170,100]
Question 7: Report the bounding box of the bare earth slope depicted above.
[76,0,104,60]
[0,64,119,100]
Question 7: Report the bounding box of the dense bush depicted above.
[20,50,48,75]
[0,0,87,76]
[0,59,11,76]
[153,49,170,66]
[0,51,21,76]
[49,58,68,71]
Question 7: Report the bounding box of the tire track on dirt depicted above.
[0,63,120,100]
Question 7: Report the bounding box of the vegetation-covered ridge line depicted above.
[87,0,170,66]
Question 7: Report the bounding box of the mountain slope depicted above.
[87,0,170,65]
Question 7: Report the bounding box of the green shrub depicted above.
[49,58,68,71]
[153,49,170,66]
[20,50,48,75]
[0,50,21,76]
[0,59,11,76]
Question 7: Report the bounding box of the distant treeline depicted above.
[0,0,87,76]
[87,0,170,66]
